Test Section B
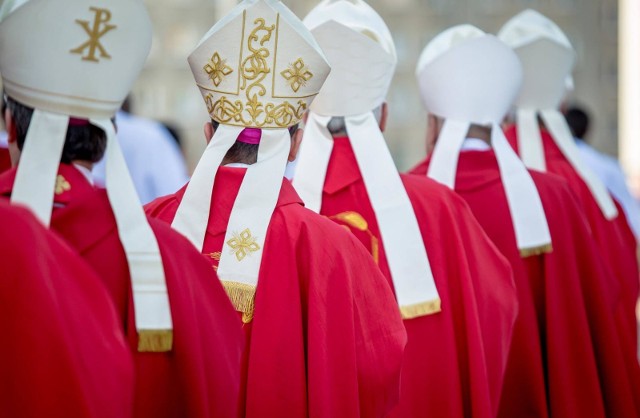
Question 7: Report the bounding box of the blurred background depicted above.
[134,0,636,180]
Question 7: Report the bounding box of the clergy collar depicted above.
[461,137,491,152]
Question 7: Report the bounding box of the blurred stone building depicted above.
[136,0,619,172]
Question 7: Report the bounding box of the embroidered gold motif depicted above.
[204,53,233,87]
[70,7,117,62]
[201,13,309,128]
[55,175,71,195]
[227,229,261,262]
[281,58,313,93]
[329,212,380,264]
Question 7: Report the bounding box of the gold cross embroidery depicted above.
[227,229,260,262]
[55,175,71,195]
[281,58,313,93]
[204,52,233,87]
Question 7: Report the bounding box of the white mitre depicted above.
[499,9,617,219]
[416,24,552,256]
[172,0,330,323]
[0,0,173,352]
[293,0,440,319]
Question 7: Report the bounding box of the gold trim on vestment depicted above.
[137,329,173,352]
[222,280,256,324]
[519,243,553,258]
[400,298,442,319]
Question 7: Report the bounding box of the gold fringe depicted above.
[400,298,442,319]
[138,329,173,352]
[520,244,553,258]
[221,280,256,324]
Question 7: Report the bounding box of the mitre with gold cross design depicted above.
[172,0,331,323]
[0,0,174,352]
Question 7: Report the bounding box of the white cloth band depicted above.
[492,124,552,251]
[517,108,546,171]
[294,111,440,313]
[345,112,439,309]
[11,110,68,225]
[172,125,244,249]
[92,118,173,337]
[427,117,552,253]
[539,109,618,220]
[291,112,333,212]
[426,119,470,188]
[217,129,290,286]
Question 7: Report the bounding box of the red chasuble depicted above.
[0,164,245,418]
[315,137,518,418]
[505,125,640,414]
[412,149,639,418]
[0,200,134,418]
[145,166,408,418]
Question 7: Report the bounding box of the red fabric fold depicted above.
[145,166,408,418]
[411,148,639,418]
[0,164,245,418]
[0,200,134,418]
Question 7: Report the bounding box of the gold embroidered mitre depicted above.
[188,0,331,129]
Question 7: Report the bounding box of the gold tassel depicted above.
[520,244,553,258]
[222,280,256,324]
[400,298,442,319]
[138,329,173,352]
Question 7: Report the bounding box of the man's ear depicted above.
[203,121,215,145]
[379,102,389,132]
[426,113,440,155]
[289,128,303,162]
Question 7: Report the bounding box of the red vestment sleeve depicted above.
[0,201,134,418]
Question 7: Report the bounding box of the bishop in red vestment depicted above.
[412,149,639,418]
[0,200,134,418]
[147,2,408,416]
[498,13,640,413]
[413,23,639,418]
[294,7,517,417]
[0,0,245,415]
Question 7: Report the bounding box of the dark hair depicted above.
[565,106,590,140]
[5,96,107,164]
[211,120,298,165]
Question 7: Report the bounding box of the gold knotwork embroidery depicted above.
[329,212,380,264]
[55,175,71,195]
[227,229,261,262]
[203,14,309,128]
[70,7,117,62]
[281,58,313,93]
[204,52,233,87]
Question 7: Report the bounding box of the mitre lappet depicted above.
[0,0,173,351]
[173,0,330,321]
[293,0,441,318]
[498,9,618,219]
[417,25,552,256]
